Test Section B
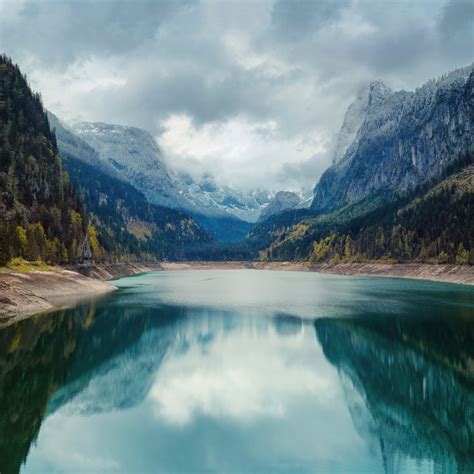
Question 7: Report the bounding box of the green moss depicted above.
[6,257,57,272]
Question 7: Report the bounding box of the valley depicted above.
[1,3,473,473]
[1,54,473,313]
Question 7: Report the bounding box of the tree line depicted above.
[0,55,91,266]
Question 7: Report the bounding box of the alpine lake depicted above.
[1,269,473,473]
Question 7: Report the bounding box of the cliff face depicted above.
[69,121,273,224]
[72,121,187,210]
[312,65,474,214]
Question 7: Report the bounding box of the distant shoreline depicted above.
[1,261,472,324]
[160,261,474,286]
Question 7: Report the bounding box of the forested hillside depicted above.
[0,56,212,266]
[61,152,212,261]
[0,55,88,266]
[247,67,474,266]
[49,113,212,261]
[252,152,474,265]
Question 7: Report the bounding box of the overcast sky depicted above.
[1,0,473,191]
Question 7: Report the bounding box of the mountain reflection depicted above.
[0,305,94,474]
[315,316,474,473]
[1,276,473,474]
[0,298,178,473]
[0,298,308,473]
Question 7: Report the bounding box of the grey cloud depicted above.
[271,0,349,37]
[1,0,193,67]
[439,0,474,36]
[1,0,472,191]
[276,154,330,190]
[437,0,474,62]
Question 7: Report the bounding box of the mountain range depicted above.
[1,55,472,266]
[48,115,310,241]
[249,64,474,265]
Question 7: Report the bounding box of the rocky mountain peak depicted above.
[367,80,392,105]
[333,87,369,166]
[312,63,474,214]
[258,190,307,222]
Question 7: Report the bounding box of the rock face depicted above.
[258,191,304,222]
[48,115,212,257]
[312,65,474,214]
[48,112,121,180]
[72,122,187,210]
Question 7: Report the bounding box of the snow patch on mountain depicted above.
[258,190,311,222]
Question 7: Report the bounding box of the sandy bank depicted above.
[0,262,165,324]
[0,269,116,325]
[161,261,474,285]
[307,262,474,286]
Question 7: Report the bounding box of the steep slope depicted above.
[62,155,212,260]
[332,84,372,166]
[247,65,474,264]
[48,111,121,180]
[312,65,474,214]
[254,153,473,263]
[258,191,305,222]
[0,56,89,265]
[69,122,261,240]
[72,121,186,210]
[50,115,211,260]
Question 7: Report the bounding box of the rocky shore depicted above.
[307,262,474,286]
[0,269,115,326]
[0,262,162,325]
[74,262,163,280]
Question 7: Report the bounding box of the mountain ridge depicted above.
[312,64,474,214]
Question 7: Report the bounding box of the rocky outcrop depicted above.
[312,65,474,214]
[73,122,187,210]
[173,171,274,223]
[258,191,305,222]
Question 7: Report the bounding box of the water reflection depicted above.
[0,271,472,473]
[315,316,474,473]
[0,305,94,473]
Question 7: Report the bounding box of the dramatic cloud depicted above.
[0,0,472,191]
[159,113,326,189]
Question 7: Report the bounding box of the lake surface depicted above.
[1,270,473,473]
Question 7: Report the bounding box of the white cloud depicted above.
[149,328,337,425]
[159,113,327,190]
[29,56,126,124]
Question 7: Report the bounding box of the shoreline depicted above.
[160,261,474,286]
[1,261,472,324]
[0,262,161,325]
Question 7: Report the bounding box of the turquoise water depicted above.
[1,270,473,473]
